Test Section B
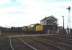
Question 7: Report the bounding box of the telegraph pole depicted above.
[62,16,64,33]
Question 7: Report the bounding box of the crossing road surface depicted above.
[0,34,59,50]
[16,38,59,50]
[0,34,72,50]
[11,38,34,50]
[0,38,37,50]
[0,38,11,50]
[7,34,58,38]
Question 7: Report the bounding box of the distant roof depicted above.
[41,16,57,21]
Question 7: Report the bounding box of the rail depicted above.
[7,34,58,38]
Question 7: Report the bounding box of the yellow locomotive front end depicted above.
[35,24,43,32]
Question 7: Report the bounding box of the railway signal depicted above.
[66,6,71,34]
[66,6,71,39]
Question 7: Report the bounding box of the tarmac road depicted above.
[0,38,11,50]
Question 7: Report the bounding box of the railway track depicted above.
[10,38,36,50]
[40,35,72,44]
[30,36,72,50]
[0,34,72,50]
[0,34,59,50]
[0,37,60,50]
[16,38,59,50]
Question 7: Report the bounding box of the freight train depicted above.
[22,24,44,33]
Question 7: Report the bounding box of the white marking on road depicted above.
[18,38,38,50]
[9,37,14,50]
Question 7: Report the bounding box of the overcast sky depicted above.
[0,0,72,28]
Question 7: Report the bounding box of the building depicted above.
[40,16,58,34]
[40,16,57,25]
